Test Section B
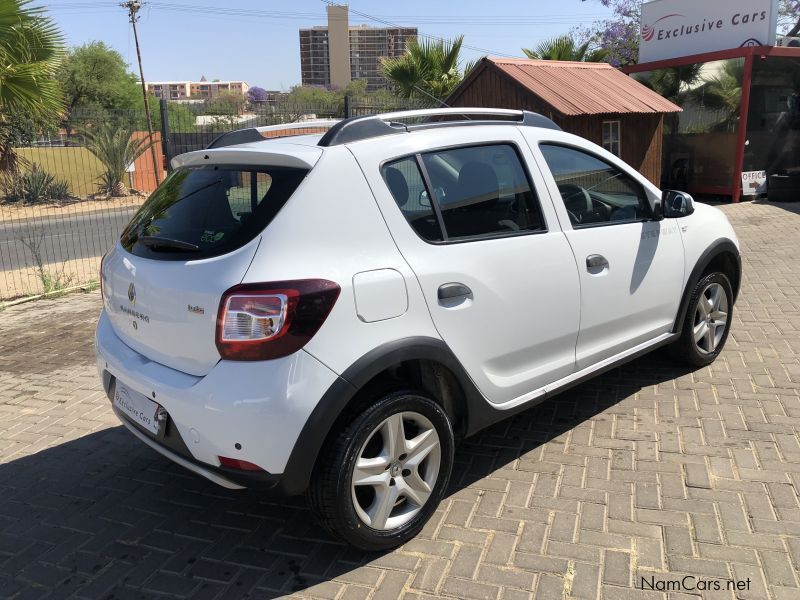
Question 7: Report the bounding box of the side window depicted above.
[602,121,621,156]
[382,157,443,242]
[539,144,650,228]
[421,144,544,240]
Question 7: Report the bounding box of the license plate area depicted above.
[113,380,164,436]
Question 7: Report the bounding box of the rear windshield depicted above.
[120,164,307,260]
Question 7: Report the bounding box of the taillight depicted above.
[215,279,340,361]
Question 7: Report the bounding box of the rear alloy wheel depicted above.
[673,272,733,367]
[351,411,441,531]
[308,391,454,551]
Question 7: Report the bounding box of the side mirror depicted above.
[651,197,664,221]
[662,190,695,218]
[418,189,431,207]
[419,186,446,208]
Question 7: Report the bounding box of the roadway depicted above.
[0,206,138,272]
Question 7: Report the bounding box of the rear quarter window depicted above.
[120,164,307,260]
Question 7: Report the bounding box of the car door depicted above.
[528,139,684,370]
[349,128,580,406]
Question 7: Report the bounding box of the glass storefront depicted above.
[632,59,744,193]
[745,57,800,201]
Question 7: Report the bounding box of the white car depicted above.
[96,108,740,550]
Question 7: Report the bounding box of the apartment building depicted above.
[299,4,417,91]
[145,79,250,101]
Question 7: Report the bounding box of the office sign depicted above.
[639,0,778,63]
[741,170,767,195]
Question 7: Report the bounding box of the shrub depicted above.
[2,164,72,203]
[82,123,156,197]
[46,178,71,201]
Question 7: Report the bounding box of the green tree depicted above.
[779,0,800,35]
[381,36,472,105]
[149,100,197,133]
[285,85,339,104]
[57,41,140,113]
[205,90,247,115]
[522,35,608,62]
[691,60,744,131]
[82,122,156,196]
[0,0,64,173]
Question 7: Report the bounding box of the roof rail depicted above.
[317,108,561,147]
[207,119,340,149]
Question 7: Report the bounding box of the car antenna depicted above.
[411,85,473,120]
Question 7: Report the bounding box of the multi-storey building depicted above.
[145,79,250,101]
[299,4,417,91]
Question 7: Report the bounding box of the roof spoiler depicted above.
[317,108,561,147]
[206,119,341,149]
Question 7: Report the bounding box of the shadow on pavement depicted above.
[0,350,693,599]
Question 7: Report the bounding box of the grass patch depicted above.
[14,147,107,198]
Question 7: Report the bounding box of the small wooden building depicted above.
[446,58,681,185]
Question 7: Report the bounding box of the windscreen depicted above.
[120,164,308,260]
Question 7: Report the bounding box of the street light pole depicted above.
[121,0,161,186]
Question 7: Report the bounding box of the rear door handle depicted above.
[438,282,472,301]
[586,254,609,270]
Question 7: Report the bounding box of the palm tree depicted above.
[691,60,744,132]
[522,36,608,62]
[0,0,63,173]
[82,123,157,197]
[381,36,473,105]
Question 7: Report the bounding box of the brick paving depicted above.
[1,200,799,599]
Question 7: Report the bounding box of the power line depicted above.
[319,0,520,59]
[46,2,607,25]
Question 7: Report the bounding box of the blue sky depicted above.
[43,0,614,89]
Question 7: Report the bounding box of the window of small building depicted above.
[602,121,621,156]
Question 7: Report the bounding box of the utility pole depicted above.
[121,0,161,186]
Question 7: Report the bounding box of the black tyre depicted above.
[307,390,454,551]
[672,272,733,367]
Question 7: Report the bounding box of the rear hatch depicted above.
[101,144,321,376]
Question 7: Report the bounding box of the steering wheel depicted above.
[558,184,592,224]
[609,205,638,221]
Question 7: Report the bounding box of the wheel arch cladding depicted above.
[673,238,741,334]
[281,338,478,495]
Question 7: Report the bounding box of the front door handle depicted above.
[586,254,609,270]
[438,282,472,301]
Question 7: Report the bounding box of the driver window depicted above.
[539,144,650,228]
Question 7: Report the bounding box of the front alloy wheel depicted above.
[308,391,454,551]
[673,271,734,367]
[693,282,729,355]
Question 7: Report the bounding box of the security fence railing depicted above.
[0,96,423,301]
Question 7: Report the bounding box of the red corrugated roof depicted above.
[485,58,681,116]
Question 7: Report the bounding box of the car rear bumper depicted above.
[95,310,340,492]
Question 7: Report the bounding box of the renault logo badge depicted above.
[128,283,136,304]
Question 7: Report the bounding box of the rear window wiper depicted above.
[138,236,200,251]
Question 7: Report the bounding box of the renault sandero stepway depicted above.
[96,108,741,550]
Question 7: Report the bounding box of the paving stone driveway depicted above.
[1,200,800,600]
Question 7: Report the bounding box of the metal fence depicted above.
[0,96,422,301]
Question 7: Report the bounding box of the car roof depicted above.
[203,109,561,154]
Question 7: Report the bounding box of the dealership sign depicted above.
[639,0,778,63]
